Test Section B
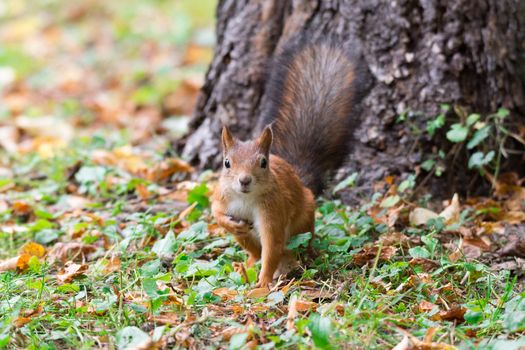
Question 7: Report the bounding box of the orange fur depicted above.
[212,127,315,287]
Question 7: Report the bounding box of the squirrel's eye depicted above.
[224,159,231,168]
[260,157,267,169]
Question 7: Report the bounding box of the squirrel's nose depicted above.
[239,175,252,186]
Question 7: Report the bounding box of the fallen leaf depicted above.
[19,241,46,258]
[409,208,439,226]
[0,256,22,272]
[418,300,438,313]
[353,246,397,266]
[212,287,238,301]
[14,316,31,327]
[57,261,88,283]
[148,313,178,325]
[246,287,270,298]
[103,255,121,273]
[145,158,194,182]
[409,258,440,272]
[135,183,150,200]
[438,305,466,322]
[12,201,33,217]
[439,193,461,224]
[47,242,96,264]
[392,335,410,350]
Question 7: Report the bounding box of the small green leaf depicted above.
[468,151,495,169]
[287,232,312,249]
[464,310,483,325]
[380,195,400,208]
[332,172,358,194]
[496,108,510,119]
[307,313,333,350]
[116,326,151,350]
[408,246,430,259]
[152,230,177,257]
[466,113,480,127]
[229,333,248,350]
[446,124,468,143]
[504,295,525,332]
[421,159,435,172]
[467,126,491,149]
[187,183,209,208]
[426,114,445,136]
[398,175,416,193]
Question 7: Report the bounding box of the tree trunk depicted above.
[180,0,525,196]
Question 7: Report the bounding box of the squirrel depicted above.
[212,38,367,288]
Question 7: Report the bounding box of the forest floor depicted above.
[1,1,525,349]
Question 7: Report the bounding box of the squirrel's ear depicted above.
[221,126,235,151]
[257,125,273,154]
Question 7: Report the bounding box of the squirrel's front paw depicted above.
[226,217,253,236]
[255,274,273,289]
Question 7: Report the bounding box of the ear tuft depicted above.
[257,125,273,154]
[221,126,235,151]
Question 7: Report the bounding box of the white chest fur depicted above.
[226,194,261,240]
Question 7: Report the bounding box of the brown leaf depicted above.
[56,261,88,283]
[135,183,150,200]
[212,287,238,301]
[353,246,397,266]
[148,313,178,325]
[0,256,22,272]
[438,305,466,322]
[0,242,46,272]
[409,258,440,272]
[14,316,31,327]
[103,255,121,273]
[246,287,270,298]
[145,158,194,182]
[439,193,460,224]
[221,326,249,341]
[47,242,96,264]
[418,300,438,313]
[12,201,33,217]
[409,208,439,226]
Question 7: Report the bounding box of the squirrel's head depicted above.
[220,125,273,195]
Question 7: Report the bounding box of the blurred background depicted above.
[0,0,216,156]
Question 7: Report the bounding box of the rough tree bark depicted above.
[180,0,525,197]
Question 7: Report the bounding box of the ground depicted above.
[1,1,525,349]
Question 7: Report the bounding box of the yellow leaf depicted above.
[19,242,45,258]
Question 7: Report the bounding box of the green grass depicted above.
[1,139,524,349]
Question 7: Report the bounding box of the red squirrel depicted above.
[212,39,366,287]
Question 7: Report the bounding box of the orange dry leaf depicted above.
[145,158,194,182]
[14,316,31,328]
[438,305,466,322]
[19,242,46,258]
[212,287,238,301]
[246,287,270,298]
[0,242,45,272]
[103,255,121,274]
[12,201,32,217]
[287,296,318,330]
[148,313,179,325]
[57,261,88,283]
[418,300,438,313]
[353,245,397,266]
[135,183,151,200]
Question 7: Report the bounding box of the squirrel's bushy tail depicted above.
[260,38,369,195]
